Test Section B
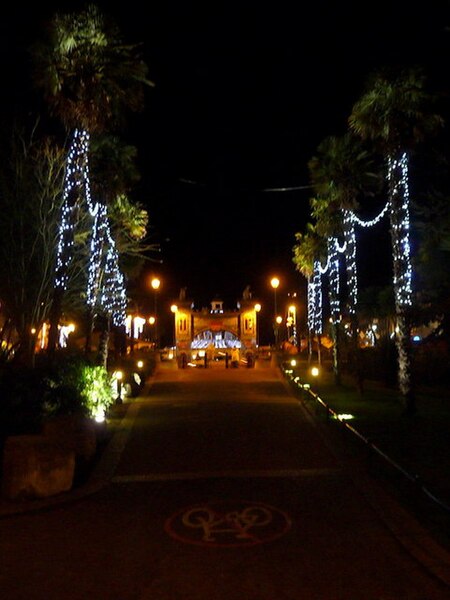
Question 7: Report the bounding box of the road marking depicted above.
[165,500,292,547]
[112,467,340,483]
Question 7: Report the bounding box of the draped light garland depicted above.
[307,191,410,334]
[54,128,127,326]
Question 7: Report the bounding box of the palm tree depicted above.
[307,198,342,381]
[32,3,154,355]
[292,224,326,365]
[308,133,382,389]
[33,4,153,134]
[349,66,444,413]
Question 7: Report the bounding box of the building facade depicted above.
[172,291,259,367]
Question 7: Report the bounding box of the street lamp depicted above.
[270,277,280,348]
[151,277,161,348]
[311,366,320,395]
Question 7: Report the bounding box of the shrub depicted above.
[0,351,116,442]
[77,364,114,421]
[412,340,450,385]
[41,353,115,421]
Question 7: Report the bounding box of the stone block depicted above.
[42,414,97,461]
[1,435,76,500]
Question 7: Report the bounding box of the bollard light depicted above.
[311,366,320,378]
[115,370,123,404]
[310,366,320,396]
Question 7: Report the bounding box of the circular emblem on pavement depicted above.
[164,500,292,547]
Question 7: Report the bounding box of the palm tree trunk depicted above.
[307,275,315,364]
[14,328,36,368]
[328,238,341,384]
[316,333,322,365]
[84,308,94,356]
[331,322,341,385]
[308,329,313,363]
[394,311,414,401]
[352,324,364,395]
[343,210,363,393]
[388,152,415,414]
[97,316,110,368]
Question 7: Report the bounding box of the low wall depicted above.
[2,414,99,501]
[2,435,75,501]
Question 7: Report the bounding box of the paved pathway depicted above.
[1,360,450,599]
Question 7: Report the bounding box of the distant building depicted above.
[172,291,259,367]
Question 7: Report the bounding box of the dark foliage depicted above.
[0,350,92,442]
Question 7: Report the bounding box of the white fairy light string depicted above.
[307,181,412,334]
[87,203,127,326]
[328,237,340,326]
[54,128,127,326]
[343,210,357,317]
[387,152,412,308]
[350,200,390,228]
[55,129,93,289]
[309,261,323,335]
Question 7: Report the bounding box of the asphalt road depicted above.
[1,359,450,599]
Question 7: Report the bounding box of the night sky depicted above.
[1,2,449,340]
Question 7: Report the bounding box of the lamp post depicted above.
[254,303,261,347]
[148,316,156,348]
[270,277,280,348]
[288,304,297,348]
[170,304,178,349]
[151,277,161,348]
[276,315,283,346]
[115,370,123,404]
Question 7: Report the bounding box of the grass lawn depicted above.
[282,357,450,549]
